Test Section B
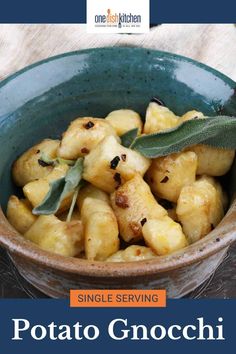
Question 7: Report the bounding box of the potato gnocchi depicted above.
[7,100,234,262]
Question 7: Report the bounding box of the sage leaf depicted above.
[120,128,138,148]
[64,157,84,190]
[131,116,236,158]
[33,158,84,215]
[32,178,65,215]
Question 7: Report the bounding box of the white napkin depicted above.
[0,24,235,81]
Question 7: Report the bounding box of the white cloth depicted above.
[0,24,235,81]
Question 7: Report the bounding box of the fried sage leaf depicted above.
[33,158,84,215]
[120,128,139,148]
[131,116,236,158]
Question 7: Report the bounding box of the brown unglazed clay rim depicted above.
[0,200,236,278]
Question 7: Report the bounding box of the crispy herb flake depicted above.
[81,147,90,154]
[110,156,120,170]
[84,121,94,129]
[160,176,169,183]
[140,218,147,226]
[121,154,127,161]
[38,159,54,167]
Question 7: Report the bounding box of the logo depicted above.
[95,8,142,28]
[87,0,149,34]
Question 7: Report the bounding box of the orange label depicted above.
[70,289,166,307]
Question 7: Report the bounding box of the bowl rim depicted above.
[0,46,236,278]
[1,204,236,277]
[0,46,235,90]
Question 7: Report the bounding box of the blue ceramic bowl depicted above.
[0,47,235,298]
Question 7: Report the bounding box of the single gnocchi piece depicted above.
[23,164,72,212]
[12,139,60,186]
[6,196,37,234]
[106,245,156,262]
[24,215,84,257]
[142,216,188,255]
[57,117,119,159]
[105,109,143,136]
[146,151,198,203]
[83,135,151,193]
[176,175,225,243]
[81,197,119,261]
[181,110,204,122]
[143,101,179,134]
[187,144,235,176]
[110,174,167,242]
[77,184,110,210]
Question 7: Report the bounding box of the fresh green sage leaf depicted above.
[120,128,138,148]
[66,179,86,222]
[131,116,236,158]
[33,158,84,215]
[64,157,84,190]
[32,177,66,215]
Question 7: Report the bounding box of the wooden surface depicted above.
[0,24,235,298]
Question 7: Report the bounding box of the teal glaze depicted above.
[0,47,236,209]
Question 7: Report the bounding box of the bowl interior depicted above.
[0,47,236,210]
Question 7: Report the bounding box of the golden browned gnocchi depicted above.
[146,151,198,202]
[144,100,179,134]
[187,144,235,176]
[58,117,119,159]
[24,215,84,257]
[105,109,143,136]
[6,196,37,234]
[106,245,156,262]
[13,139,60,186]
[6,103,234,262]
[110,174,167,242]
[176,176,225,243]
[83,135,151,193]
[142,216,188,255]
[76,184,110,210]
[81,198,119,260]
